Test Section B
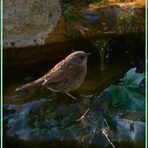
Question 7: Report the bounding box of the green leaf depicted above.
[105,68,145,112]
[105,85,122,105]
[122,67,144,86]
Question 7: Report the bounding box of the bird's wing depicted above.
[42,61,81,86]
[42,60,68,85]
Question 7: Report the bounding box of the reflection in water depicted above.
[91,39,109,71]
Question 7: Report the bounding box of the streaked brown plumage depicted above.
[15,51,90,99]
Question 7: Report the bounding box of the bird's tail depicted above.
[15,76,45,91]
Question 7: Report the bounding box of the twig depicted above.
[101,128,116,148]
[76,108,90,121]
[102,118,116,148]
[103,118,110,130]
[76,92,104,121]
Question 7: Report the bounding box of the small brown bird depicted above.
[15,51,91,99]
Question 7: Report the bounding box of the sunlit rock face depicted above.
[3,0,61,48]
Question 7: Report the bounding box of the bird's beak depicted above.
[87,52,92,56]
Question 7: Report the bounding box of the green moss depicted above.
[64,8,81,21]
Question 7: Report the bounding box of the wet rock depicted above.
[4,0,61,48]
[79,3,145,34]
[6,99,48,140]
[112,117,145,142]
[81,9,100,24]
[38,1,145,51]
[4,93,145,146]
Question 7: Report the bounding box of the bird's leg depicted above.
[65,92,76,100]
[47,87,76,100]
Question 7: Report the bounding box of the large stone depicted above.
[3,0,61,48]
